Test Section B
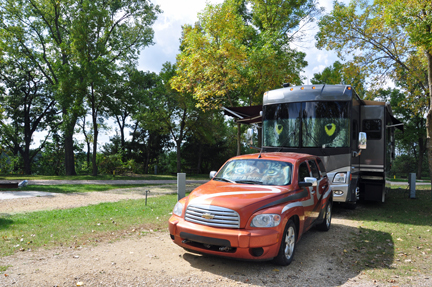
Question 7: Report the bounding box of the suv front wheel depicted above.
[273,219,297,266]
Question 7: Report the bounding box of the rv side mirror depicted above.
[358,132,367,150]
[246,128,254,146]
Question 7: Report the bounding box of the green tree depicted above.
[139,62,200,173]
[376,88,427,178]
[315,0,431,180]
[0,58,58,174]
[376,0,432,183]
[171,0,314,109]
[310,61,366,96]
[0,0,160,175]
[315,0,427,98]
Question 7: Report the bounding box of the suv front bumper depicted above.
[169,216,282,260]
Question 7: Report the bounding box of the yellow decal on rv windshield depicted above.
[275,124,283,135]
[325,123,336,136]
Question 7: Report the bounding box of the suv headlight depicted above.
[251,214,281,228]
[173,202,184,217]
[333,172,347,183]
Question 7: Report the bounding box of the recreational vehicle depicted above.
[257,84,402,208]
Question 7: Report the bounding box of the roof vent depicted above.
[282,83,291,88]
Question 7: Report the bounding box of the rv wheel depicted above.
[344,201,357,210]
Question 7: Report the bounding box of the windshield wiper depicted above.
[235,180,263,185]
[213,177,236,183]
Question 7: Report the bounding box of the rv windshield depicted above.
[263,101,350,148]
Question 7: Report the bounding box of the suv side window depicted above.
[298,162,310,182]
[316,158,327,177]
[308,160,320,179]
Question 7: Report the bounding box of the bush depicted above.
[390,154,429,178]
[97,153,123,175]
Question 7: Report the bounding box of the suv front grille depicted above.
[185,204,240,228]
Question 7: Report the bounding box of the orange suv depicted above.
[168,152,332,265]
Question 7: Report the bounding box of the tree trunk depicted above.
[197,143,203,174]
[91,86,98,177]
[144,135,151,174]
[92,125,98,176]
[176,141,182,173]
[417,136,426,179]
[64,125,77,176]
[87,142,91,167]
[237,122,241,156]
[426,51,432,186]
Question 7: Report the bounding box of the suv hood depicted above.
[186,181,292,222]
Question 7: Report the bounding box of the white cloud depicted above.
[138,0,224,72]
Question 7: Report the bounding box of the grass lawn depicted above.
[346,188,432,285]
[0,194,178,259]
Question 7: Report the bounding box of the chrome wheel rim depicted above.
[284,226,295,259]
[326,204,332,228]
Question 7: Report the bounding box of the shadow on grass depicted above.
[352,189,432,226]
[179,206,395,286]
[0,217,14,231]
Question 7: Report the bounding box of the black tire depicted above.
[273,219,297,266]
[316,201,332,231]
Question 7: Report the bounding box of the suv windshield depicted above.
[214,159,292,186]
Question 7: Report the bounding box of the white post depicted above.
[177,173,186,200]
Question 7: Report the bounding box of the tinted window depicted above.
[298,162,310,182]
[316,158,327,175]
[363,119,381,140]
[308,160,320,179]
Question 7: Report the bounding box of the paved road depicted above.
[25,179,208,185]
[0,180,208,200]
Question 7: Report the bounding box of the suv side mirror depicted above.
[304,177,318,187]
[209,171,217,179]
[358,132,367,150]
[299,177,317,187]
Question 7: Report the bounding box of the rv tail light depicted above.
[333,173,347,183]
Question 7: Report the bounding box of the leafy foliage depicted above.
[171,0,315,109]
[310,61,366,97]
